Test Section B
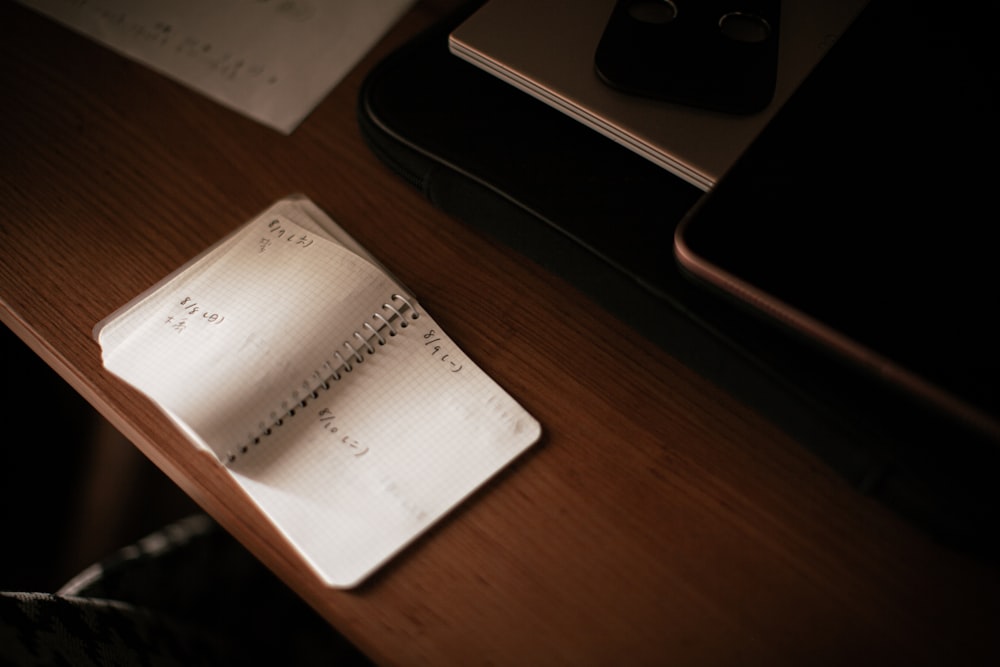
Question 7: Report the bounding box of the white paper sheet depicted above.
[18,0,415,133]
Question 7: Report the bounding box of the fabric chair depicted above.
[1,514,371,666]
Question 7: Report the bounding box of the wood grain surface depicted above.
[1,2,996,664]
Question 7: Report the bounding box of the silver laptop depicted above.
[449,0,867,190]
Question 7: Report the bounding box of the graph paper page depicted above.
[99,204,402,461]
[98,196,541,587]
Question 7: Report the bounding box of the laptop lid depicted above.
[449,0,867,190]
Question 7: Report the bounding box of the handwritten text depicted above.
[317,408,368,457]
[258,218,314,253]
[164,296,226,333]
[423,329,463,373]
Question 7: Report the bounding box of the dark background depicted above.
[1,324,197,593]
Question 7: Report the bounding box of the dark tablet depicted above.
[675,0,1000,443]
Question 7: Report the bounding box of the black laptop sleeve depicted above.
[356,1,999,558]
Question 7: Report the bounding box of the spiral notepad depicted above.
[97,195,541,588]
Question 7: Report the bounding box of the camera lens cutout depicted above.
[718,12,772,43]
[627,0,678,24]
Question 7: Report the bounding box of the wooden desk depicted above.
[2,1,996,664]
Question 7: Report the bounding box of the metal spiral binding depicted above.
[223,293,420,464]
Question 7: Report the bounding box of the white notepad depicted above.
[96,195,541,588]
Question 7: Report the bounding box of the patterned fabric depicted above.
[1,515,371,666]
[0,591,230,666]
